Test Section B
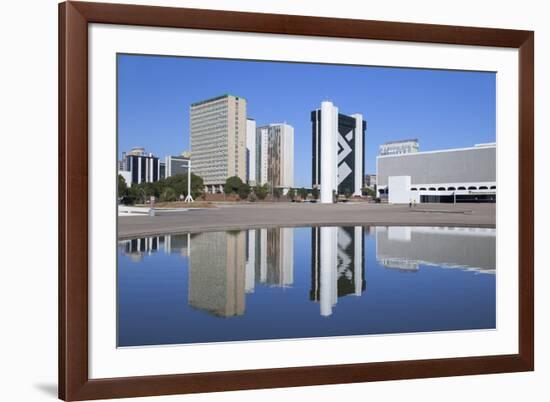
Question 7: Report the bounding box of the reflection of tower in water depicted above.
[246,227,294,293]
[188,227,294,317]
[310,226,365,316]
[188,231,246,317]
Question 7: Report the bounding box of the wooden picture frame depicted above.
[59,1,534,400]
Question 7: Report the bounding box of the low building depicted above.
[377,143,496,203]
[121,147,161,185]
[164,153,190,178]
[364,174,377,189]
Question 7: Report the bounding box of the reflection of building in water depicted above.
[310,226,365,316]
[163,234,189,257]
[188,231,247,317]
[375,226,495,274]
[120,236,164,262]
[246,227,294,293]
[120,234,190,262]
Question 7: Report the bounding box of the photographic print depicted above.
[116,54,496,348]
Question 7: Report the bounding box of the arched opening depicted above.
[448,187,456,191]
[429,187,436,191]
[411,188,417,191]
[419,187,427,191]
[468,186,477,190]
[479,186,488,190]
[437,187,446,191]
[458,186,466,190]
[490,185,496,190]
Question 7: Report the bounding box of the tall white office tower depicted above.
[352,114,364,196]
[255,123,294,189]
[246,118,256,185]
[320,101,338,203]
[312,102,366,203]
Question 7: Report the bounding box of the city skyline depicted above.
[118,54,496,188]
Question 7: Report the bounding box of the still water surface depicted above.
[118,226,495,347]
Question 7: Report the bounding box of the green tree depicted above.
[298,187,308,200]
[238,183,251,200]
[362,187,376,197]
[287,188,296,200]
[123,185,139,205]
[311,187,319,200]
[162,173,204,199]
[273,187,282,199]
[225,176,244,194]
[118,174,128,197]
[255,184,268,200]
[160,187,177,202]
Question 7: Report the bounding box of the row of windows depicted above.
[410,185,496,191]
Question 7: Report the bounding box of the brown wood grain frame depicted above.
[59,1,534,400]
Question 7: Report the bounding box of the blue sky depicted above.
[118,54,496,188]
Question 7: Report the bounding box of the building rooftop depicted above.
[381,138,419,145]
[377,143,496,158]
[190,94,246,107]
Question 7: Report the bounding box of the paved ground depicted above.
[118,202,496,239]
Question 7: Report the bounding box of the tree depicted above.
[255,184,268,200]
[118,174,128,197]
[225,176,243,194]
[238,183,251,200]
[160,187,176,202]
[298,187,308,200]
[362,187,376,197]
[161,173,204,199]
[123,185,139,205]
[287,188,296,200]
[273,187,282,199]
[311,187,319,200]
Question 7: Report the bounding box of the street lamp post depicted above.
[184,160,193,203]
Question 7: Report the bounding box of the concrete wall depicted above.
[378,145,496,187]
[388,176,411,204]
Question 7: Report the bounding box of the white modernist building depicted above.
[377,143,496,204]
[311,101,366,203]
[246,118,257,185]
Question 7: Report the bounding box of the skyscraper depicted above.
[246,118,257,185]
[190,94,247,193]
[311,101,366,202]
[255,123,294,189]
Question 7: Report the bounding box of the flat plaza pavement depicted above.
[118,202,496,239]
